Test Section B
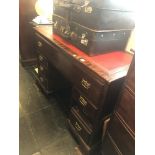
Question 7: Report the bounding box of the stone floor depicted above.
[19,64,78,155]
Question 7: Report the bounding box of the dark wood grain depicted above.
[19,0,37,66]
[102,56,135,155]
[108,114,135,155]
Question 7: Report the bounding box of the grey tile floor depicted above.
[19,64,77,155]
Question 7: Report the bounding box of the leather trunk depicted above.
[53,0,135,30]
[71,0,133,11]
[53,0,72,19]
[52,14,71,41]
[71,5,134,30]
[70,21,131,56]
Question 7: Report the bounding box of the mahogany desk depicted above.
[33,25,133,155]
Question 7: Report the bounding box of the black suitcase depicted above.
[71,0,134,30]
[71,0,133,11]
[52,14,71,41]
[53,0,72,19]
[69,21,131,56]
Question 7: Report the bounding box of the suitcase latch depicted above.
[80,33,88,46]
[53,21,58,29]
[84,6,93,13]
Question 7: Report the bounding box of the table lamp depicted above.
[33,0,53,24]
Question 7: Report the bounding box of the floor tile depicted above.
[19,65,52,115]
[40,134,77,155]
[27,105,70,149]
[19,117,37,155]
[19,64,77,155]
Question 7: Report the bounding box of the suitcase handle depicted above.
[59,3,73,9]
[54,0,74,9]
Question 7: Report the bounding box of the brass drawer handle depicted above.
[81,78,91,89]
[39,55,44,61]
[40,66,44,71]
[75,122,82,131]
[79,96,87,106]
[38,41,42,47]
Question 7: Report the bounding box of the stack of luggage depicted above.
[53,0,134,56]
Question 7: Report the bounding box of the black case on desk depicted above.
[53,0,72,19]
[54,0,134,30]
[69,21,131,56]
[53,14,131,56]
[70,0,134,30]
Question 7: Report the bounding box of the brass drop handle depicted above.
[79,96,87,106]
[81,78,91,89]
[40,66,44,71]
[38,41,42,47]
[39,55,43,61]
[75,122,82,131]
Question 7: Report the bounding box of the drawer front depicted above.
[72,88,99,124]
[38,63,48,78]
[108,114,135,155]
[36,33,75,83]
[74,66,105,104]
[38,54,48,69]
[116,87,135,133]
[67,119,91,155]
[35,33,51,54]
[69,107,93,144]
[37,54,48,77]
[38,75,49,90]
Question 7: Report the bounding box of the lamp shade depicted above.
[35,0,53,18]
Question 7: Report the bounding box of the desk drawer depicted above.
[116,87,135,133]
[38,75,49,90]
[74,66,105,104]
[37,54,49,77]
[72,88,100,124]
[35,33,75,83]
[35,33,51,54]
[38,54,48,69]
[69,107,93,145]
[38,64,48,78]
